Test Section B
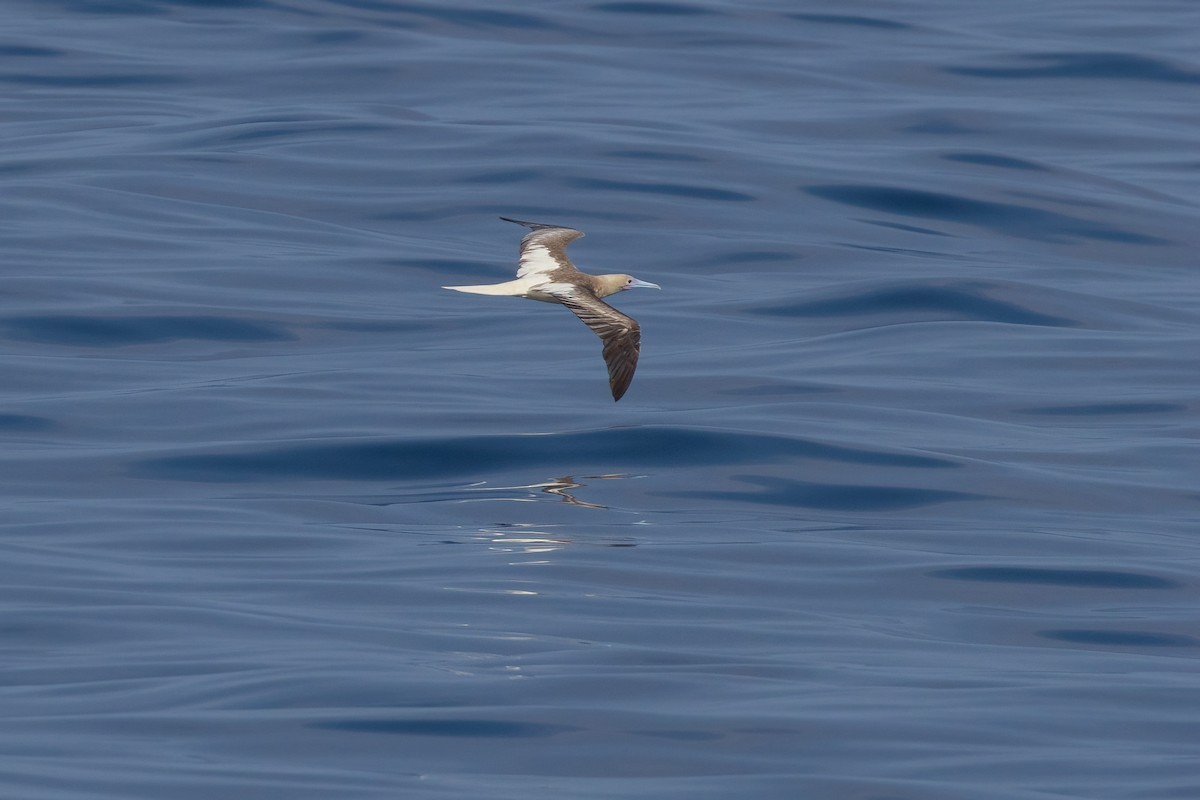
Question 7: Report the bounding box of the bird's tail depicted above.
[443,281,526,296]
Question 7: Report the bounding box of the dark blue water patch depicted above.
[717,382,833,398]
[0,71,181,87]
[640,729,723,741]
[1041,629,1198,648]
[2,315,294,347]
[901,114,983,135]
[748,279,1077,327]
[171,0,264,6]
[304,29,369,46]
[131,426,958,483]
[1009,189,1110,212]
[0,414,55,432]
[28,1,162,13]
[318,319,435,334]
[315,718,579,738]
[858,220,951,237]
[806,184,1170,245]
[843,245,959,260]
[932,567,1180,590]
[788,13,912,30]
[0,44,61,57]
[592,2,716,15]
[664,475,981,511]
[179,118,393,147]
[945,53,1200,85]
[460,168,545,185]
[398,257,494,278]
[568,178,755,202]
[604,149,707,162]
[942,152,1048,171]
[699,249,798,267]
[1019,402,1186,417]
[393,5,555,31]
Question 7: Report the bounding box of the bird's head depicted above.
[597,274,660,297]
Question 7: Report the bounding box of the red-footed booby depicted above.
[443,217,660,401]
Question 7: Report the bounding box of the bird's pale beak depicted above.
[628,279,661,290]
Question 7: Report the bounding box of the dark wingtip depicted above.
[500,216,567,231]
[610,373,632,401]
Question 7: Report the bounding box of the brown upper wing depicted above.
[500,217,586,279]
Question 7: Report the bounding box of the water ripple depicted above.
[665,474,981,511]
[569,177,755,201]
[941,152,1048,171]
[932,567,1180,590]
[132,427,957,483]
[1041,629,1197,648]
[0,414,55,432]
[748,279,1077,327]
[806,184,1170,244]
[946,52,1200,84]
[3,315,293,346]
[1019,402,1186,418]
[592,2,716,15]
[315,718,579,738]
[397,6,555,30]
[788,13,912,30]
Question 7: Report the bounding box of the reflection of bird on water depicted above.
[443,217,660,401]
[466,473,626,509]
[541,475,609,509]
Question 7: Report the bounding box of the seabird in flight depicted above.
[443,217,660,401]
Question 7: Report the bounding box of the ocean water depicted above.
[3,1,1199,798]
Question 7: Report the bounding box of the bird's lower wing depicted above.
[550,288,642,402]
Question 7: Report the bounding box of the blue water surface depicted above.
[3,1,1199,798]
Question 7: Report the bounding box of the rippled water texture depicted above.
[4,2,1199,798]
